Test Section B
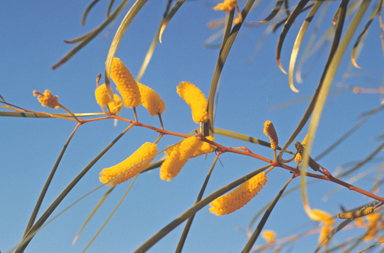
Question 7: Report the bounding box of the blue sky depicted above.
[1,0,384,252]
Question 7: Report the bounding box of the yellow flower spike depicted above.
[263,121,278,150]
[312,209,335,226]
[137,82,166,116]
[33,90,60,109]
[108,94,123,114]
[213,0,238,13]
[110,58,141,108]
[177,81,208,124]
[95,83,111,107]
[294,141,304,166]
[364,212,381,242]
[337,206,375,219]
[160,136,200,181]
[310,209,335,246]
[354,217,366,227]
[192,136,216,157]
[99,142,157,186]
[319,224,332,246]
[209,172,268,216]
[95,84,123,114]
[261,230,276,244]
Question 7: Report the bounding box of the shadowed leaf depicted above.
[82,0,100,26]
[276,0,310,74]
[52,0,131,69]
[254,0,284,23]
[136,0,172,81]
[159,0,186,43]
[351,0,383,69]
[288,2,322,93]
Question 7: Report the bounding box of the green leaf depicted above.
[159,0,186,43]
[206,0,256,136]
[0,111,104,118]
[300,0,371,221]
[134,165,270,252]
[23,126,79,237]
[52,0,131,69]
[73,186,115,246]
[14,124,133,253]
[82,0,100,26]
[175,156,219,253]
[351,0,383,69]
[276,0,310,74]
[136,0,172,82]
[288,1,323,93]
[254,0,284,23]
[82,179,137,252]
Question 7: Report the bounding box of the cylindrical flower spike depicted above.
[263,121,278,150]
[95,83,111,107]
[337,206,375,219]
[192,136,216,157]
[110,58,141,108]
[33,90,60,109]
[311,209,334,246]
[209,172,268,215]
[364,212,381,242]
[160,136,200,181]
[294,141,304,165]
[95,84,123,114]
[99,142,157,186]
[319,225,332,245]
[177,82,208,124]
[137,82,166,116]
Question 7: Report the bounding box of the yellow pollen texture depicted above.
[213,0,237,13]
[177,81,208,123]
[33,90,60,109]
[137,82,166,116]
[95,84,111,107]
[263,121,278,150]
[160,136,200,181]
[99,142,157,185]
[108,94,123,114]
[192,136,216,157]
[209,172,268,216]
[110,58,141,108]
